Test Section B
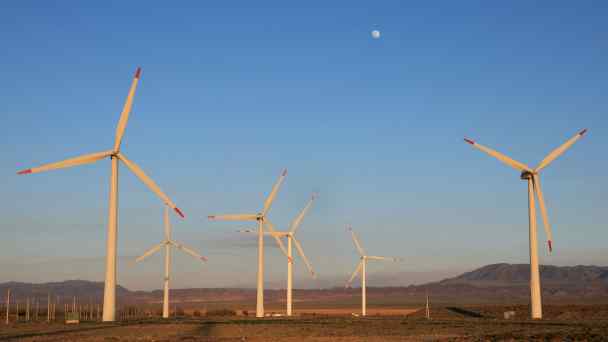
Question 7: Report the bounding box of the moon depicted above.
[371,30,381,39]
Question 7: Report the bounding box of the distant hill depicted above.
[439,263,608,287]
[2,264,607,307]
[0,280,130,303]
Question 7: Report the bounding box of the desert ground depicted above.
[1,305,607,341]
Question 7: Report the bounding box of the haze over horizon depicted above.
[1,1,606,291]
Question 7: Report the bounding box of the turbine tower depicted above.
[464,129,587,319]
[17,68,184,321]
[136,205,207,318]
[208,169,291,318]
[239,194,317,316]
[345,226,400,316]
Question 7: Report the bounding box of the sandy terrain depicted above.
[1,305,607,341]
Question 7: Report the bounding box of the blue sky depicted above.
[1,1,606,290]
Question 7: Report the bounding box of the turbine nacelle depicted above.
[520,171,535,180]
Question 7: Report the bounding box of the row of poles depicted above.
[2,289,184,324]
[119,304,186,321]
[3,288,431,322]
[2,289,104,324]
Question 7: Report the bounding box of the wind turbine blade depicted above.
[367,256,401,262]
[464,138,532,172]
[289,193,316,234]
[208,214,258,221]
[170,241,208,262]
[346,261,363,287]
[532,174,553,252]
[17,150,112,175]
[135,243,163,262]
[117,153,184,218]
[265,221,292,262]
[535,129,588,172]
[262,169,287,215]
[347,226,366,256]
[292,237,316,278]
[113,67,142,152]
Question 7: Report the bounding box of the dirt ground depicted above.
[1,305,607,341]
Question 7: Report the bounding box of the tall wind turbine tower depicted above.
[345,226,400,316]
[464,129,587,319]
[239,194,317,316]
[17,68,184,321]
[208,169,291,318]
[136,205,207,318]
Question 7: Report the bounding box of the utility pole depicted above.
[5,289,10,325]
[55,295,59,321]
[425,291,430,320]
[26,298,30,321]
[47,293,50,322]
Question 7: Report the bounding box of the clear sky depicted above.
[1,1,606,290]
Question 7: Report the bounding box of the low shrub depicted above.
[207,308,236,317]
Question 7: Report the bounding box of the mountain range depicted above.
[2,263,607,307]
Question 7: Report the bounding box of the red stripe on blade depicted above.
[134,67,141,79]
[282,169,287,176]
[174,207,185,218]
[17,169,32,175]
[548,240,552,252]
[464,138,475,145]
[579,129,587,136]
[208,215,215,220]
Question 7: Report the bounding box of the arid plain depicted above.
[2,304,608,341]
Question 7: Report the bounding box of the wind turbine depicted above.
[136,205,207,319]
[17,68,184,321]
[345,226,400,316]
[239,194,317,316]
[208,169,291,318]
[464,129,587,319]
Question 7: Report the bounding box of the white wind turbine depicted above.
[345,226,400,317]
[136,205,207,319]
[239,194,317,316]
[208,169,291,318]
[17,68,184,321]
[464,129,588,319]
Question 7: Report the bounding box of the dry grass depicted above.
[2,305,607,341]
[294,308,420,316]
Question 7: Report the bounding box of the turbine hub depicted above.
[520,171,534,180]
